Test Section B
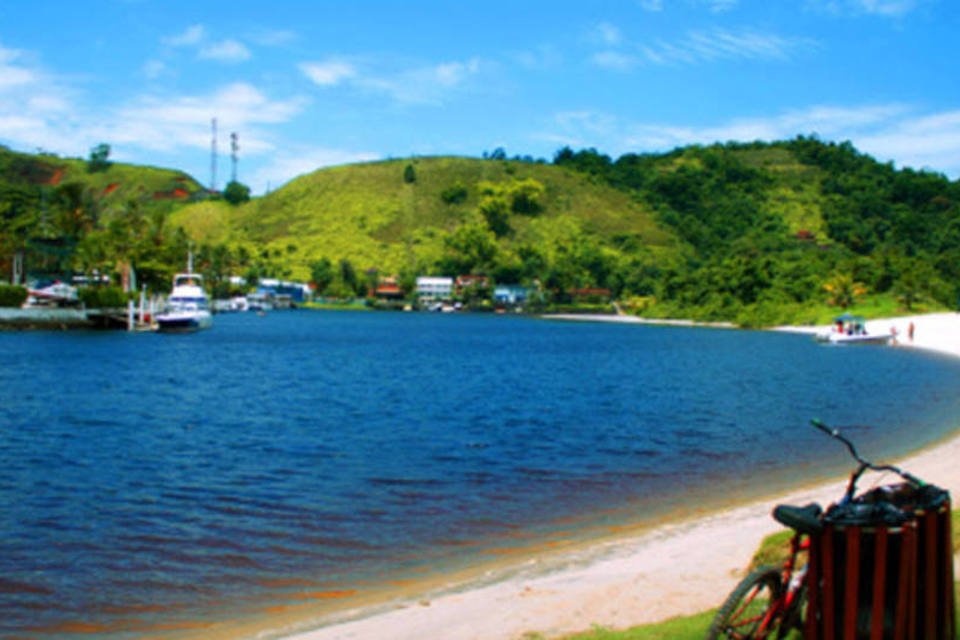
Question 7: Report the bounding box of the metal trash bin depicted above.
[804,501,917,640]
[867,483,955,640]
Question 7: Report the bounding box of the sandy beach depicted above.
[275,312,960,640]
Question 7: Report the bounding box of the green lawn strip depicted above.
[521,610,715,640]
[531,513,960,640]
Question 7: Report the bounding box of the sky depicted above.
[1,0,958,194]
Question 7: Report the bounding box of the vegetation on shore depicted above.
[532,509,960,640]
[2,137,959,325]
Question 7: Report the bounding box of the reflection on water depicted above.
[2,311,960,637]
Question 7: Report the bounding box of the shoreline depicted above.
[240,312,960,640]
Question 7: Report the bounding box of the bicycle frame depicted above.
[726,531,809,639]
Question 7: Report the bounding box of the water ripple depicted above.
[2,313,960,637]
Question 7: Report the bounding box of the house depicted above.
[375,277,404,299]
[455,274,491,293]
[416,276,454,301]
[256,279,312,304]
[493,284,529,306]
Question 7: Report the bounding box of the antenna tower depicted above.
[230,132,239,184]
[210,117,218,191]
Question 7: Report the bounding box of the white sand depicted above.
[277,312,960,640]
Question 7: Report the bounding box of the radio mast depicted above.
[230,132,239,184]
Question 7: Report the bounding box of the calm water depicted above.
[2,311,960,638]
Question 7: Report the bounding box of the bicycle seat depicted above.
[773,503,823,535]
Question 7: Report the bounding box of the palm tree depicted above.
[823,273,867,309]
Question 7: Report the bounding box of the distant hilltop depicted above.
[2,138,958,326]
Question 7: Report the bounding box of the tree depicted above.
[823,273,867,309]
[223,180,251,205]
[440,221,498,274]
[440,181,468,204]
[508,178,545,215]
[403,164,417,184]
[310,257,335,292]
[87,143,111,173]
[478,194,511,237]
[894,259,936,311]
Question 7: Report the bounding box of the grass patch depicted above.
[530,523,960,640]
[524,610,715,640]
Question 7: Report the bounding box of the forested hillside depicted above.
[551,138,960,324]
[0,144,205,291]
[2,138,958,325]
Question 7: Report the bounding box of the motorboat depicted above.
[25,279,79,307]
[155,272,213,333]
[815,313,892,345]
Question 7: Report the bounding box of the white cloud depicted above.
[589,26,814,71]
[164,24,205,47]
[511,45,563,70]
[639,0,664,11]
[856,110,960,174]
[301,60,357,86]
[102,83,306,159]
[0,43,80,153]
[199,39,251,63]
[162,25,251,63]
[142,59,166,79]
[805,0,920,17]
[640,28,814,66]
[0,45,38,90]
[855,0,917,15]
[591,51,638,71]
[248,29,298,47]
[543,103,960,178]
[319,57,485,106]
[589,22,623,47]
[699,0,740,12]
[252,146,380,192]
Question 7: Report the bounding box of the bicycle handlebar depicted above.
[810,418,926,503]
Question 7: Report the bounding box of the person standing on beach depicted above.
[908,321,915,342]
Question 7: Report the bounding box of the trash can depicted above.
[804,483,956,640]
[863,483,955,640]
[804,501,917,640]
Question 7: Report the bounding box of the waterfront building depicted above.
[416,276,453,301]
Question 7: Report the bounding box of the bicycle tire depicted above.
[707,566,784,640]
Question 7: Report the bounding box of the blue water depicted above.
[2,311,960,638]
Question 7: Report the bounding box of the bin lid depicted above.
[824,500,910,527]
[856,482,950,513]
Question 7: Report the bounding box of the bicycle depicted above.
[706,418,943,640]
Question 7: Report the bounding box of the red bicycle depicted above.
[706,419,936,640]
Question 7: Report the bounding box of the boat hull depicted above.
[815,332,892,345]
[155,311,213,333]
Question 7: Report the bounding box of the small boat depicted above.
[815,313,892,346]
[155,271,213,333]
[25,279,79,307]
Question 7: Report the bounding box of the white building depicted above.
[416,276,454,301]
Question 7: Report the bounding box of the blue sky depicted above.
[1,0,958,194]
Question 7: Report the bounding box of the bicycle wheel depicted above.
[707,566,784,640]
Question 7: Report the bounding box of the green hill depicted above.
[170,156,677,282]
[3,138,959,325]
[0,144,205,290]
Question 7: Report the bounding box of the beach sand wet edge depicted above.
[256,312,960,640]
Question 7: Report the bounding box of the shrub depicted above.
[0,284,27,307]
[440,181,468,204]
[79,286,130,308]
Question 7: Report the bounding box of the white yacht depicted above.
[155,271,213,333]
